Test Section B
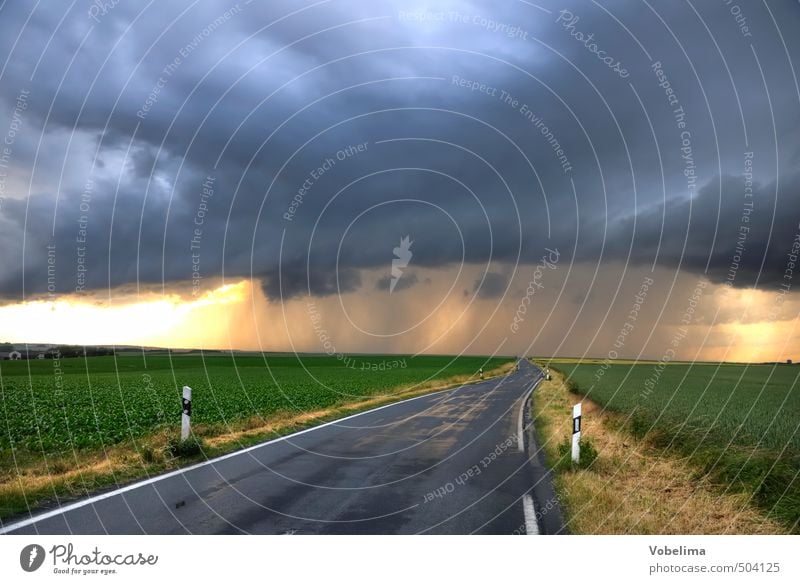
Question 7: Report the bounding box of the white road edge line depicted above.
[0,379,475,534]
[517,375,541,453]
[518,367,543,535]
[523,494,540,535]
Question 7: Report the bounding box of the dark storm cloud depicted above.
[376,271,419,292]
[609,171,800,289]
[0,0,799,301]
[263,263,362,299]
[473,271,508,298]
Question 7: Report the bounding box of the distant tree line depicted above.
[52,346,117,358]
[1,344,116,359]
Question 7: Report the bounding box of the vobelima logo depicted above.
[20,544,46,572]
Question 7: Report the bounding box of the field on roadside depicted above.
[550,361,800,531]
[530,367,788,534]
[554,362,800,452]
[0,353,510,455]
[0,353,512,519]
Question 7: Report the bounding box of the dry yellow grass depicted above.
[532,367,787,534]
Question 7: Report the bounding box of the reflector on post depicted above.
[181,386,192,441]
[572,402,581,464]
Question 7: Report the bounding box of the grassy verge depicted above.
[531,365,789,534]
[0,361,514,522]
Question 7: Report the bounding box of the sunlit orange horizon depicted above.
[0,281,250,350]
[0,271,798,362]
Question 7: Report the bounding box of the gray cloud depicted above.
[376,271,419,292]
[0,0,798,305]
[262,265,362,300]
[604,172,800,288]
[473,271,508,298]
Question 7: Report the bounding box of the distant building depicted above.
[789,359,793,365]
[37,353,45,359]
[9,351,22,360]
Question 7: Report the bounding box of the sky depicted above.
[0,0,799,361]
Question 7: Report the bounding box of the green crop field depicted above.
[0,353,511,455]
[552,361,800,530]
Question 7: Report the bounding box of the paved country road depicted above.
[1,360,564,535]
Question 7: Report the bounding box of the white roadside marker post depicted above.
[181,386,192,441]
[572,402,581,464]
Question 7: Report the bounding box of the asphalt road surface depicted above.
[1,360,564,535]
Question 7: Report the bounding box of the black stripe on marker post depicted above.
[571,403,581,463]
[181,386,192,441]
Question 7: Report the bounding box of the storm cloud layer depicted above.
[0,0,798,310]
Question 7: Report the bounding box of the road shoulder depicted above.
[531,367,787,534]
[1,362,515,528]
